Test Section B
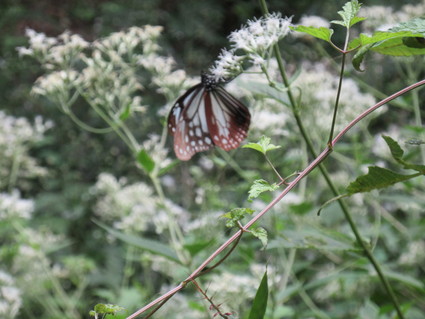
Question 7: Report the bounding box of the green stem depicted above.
[7,146,22,191]
[327,52,346,147]
[259,1,405,318]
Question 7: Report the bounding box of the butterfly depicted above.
[168,74,251,160]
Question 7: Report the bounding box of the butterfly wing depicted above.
[168,84,215,160]
[168,82,250,161]
[205,86,250,151]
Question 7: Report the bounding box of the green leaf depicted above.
[119,103,132,121]
[382,135,404,160]
[248,271,268,319]
[221,208,254,228]
[137,149,155,173]
[350,19,425,67]
[352,42,373,71]
[290,25,334,42]
[382,135,425,172]
[243,136,281,155]
[389,17,425,35]
[248,179,279,201]
[251,227,268,248]
[346,166,420,194]
[92,303,125,315]
[93,220,181,263]
[331,0,363,28]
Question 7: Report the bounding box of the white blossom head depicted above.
[210,13,292,81]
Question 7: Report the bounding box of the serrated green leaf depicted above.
[359,31,417,45]
[352,43,373,71]
[93,303,125,315]
[346,166,420,194]
[93,220,180,263]
[351,30,425,70]
[290,25,334,42]
[243,136,281,155]
[354,18,425,57]
[332,0,362,28]
[349,16,366,27]
[248,271,268,319]
[382,135,404,160]
[243,142,265,154]
[221,208,254,228]
[372,36,425,56]
[248,179,279,201]
[251,227,268,248]
[389,17,425,35]
[137,149,155,173]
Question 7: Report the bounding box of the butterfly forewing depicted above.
[168,78,250,160]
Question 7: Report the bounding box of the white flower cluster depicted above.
[205,263,280,312]
[0,190,34,220]
[92,173,188,234]
[0,271,22,318]
[0,111,52,189]
[360,1,425,32]
[21,25,193,137]
[141,135,172,170]
[12,227,65,284]
[18,28,89,69]
[94,26,163,56]
[210,13,292,81]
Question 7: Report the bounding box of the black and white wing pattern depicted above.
[168,75,251,161]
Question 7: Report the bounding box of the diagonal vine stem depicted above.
[126,78,425,319]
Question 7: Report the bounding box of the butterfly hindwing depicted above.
[207,87,250,151]
[168,77,250,160]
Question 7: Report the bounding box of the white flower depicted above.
[210,13,291,81]
[0,271,22,318]
[0,190,34,220]
[32,69,79,96]
[230,13,291,53]
[92,173,158,233]
[0,111,51,189]
[209,49,244,81]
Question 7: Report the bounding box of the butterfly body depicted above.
[168,74,250,160]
